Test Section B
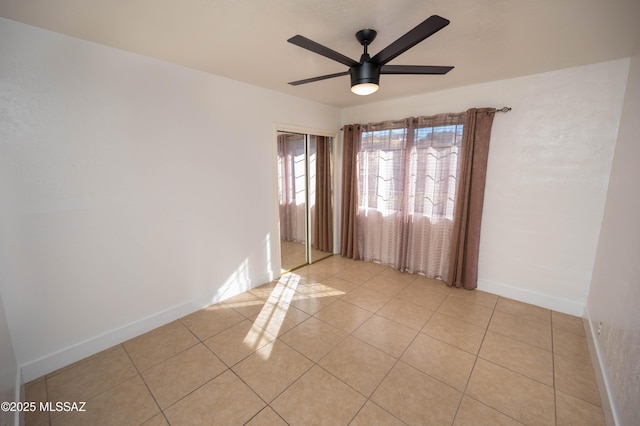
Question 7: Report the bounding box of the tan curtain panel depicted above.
[340,125,362,259]
[313,136,333,252]
[447,108,496,289]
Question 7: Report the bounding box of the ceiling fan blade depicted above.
[288,35,359,67]
[288,71,350,86]
[381,65,454,74]
[371,15,450,66]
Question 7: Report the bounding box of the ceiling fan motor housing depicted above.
[350,61,380,86]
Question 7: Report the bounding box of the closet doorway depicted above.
[276,130,334,272]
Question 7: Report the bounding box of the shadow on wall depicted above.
[212,233,278,306]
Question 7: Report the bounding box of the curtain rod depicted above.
[340,106,512,130]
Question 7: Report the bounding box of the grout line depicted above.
[42,257,588,425]
[45,345,140,422]
[120,342,165,421]
[263,263,414,424]
[451,301,496,423]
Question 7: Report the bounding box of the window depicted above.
[341,108,496,285]
[358,122,464,220]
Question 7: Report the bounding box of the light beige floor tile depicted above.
[249,301,310,337]
[358,260,390,274]
[466,358,555,426]
[289,289,341,315]
[228,286,271,301]
[552,311,586,336]
[141,413,169,426]
[479,331,553,386]
[340,285,393,312]
[361,273,411,299]
[310,250,335,265]
[395,281,448,311]
[263,277,303,306]
[47,345,138,404]
[271,365,366,425]
[410,275,452,298]
[313,299,373,333]
[371,361,462,425]
[245,407,288,426]
[279,316,347,362]
[318,275,361,293]
[37,258,596,426]
[141,343,226,409]
[180,303,245,340]
[488,310,552,351]
[293,265,333,284]
[334,263,378,284]
[495,297,551,323]
[437,297,494,328]
[202,319,276,367]
[453,395,524,426]
[422,312,486,354]
[25,378,49,426]
[124,321,199,372]
[45,345,121,379]
[401,333,476,391]
[373,268,420,286]
[224,292,268,318]
[164,370,264,425]
[232,340,313,402]
[554,353,601,406]
[377,297,434,330]
[352,314,418,357]
[350,401,406,426]
[304,256,350,276]
[319,336,396,396]
[248,281,280,298]
[447,288,499,309]
[51,375,159,426]
[553,328,591,362]
[294,282,345,298]
[556,390,606,426]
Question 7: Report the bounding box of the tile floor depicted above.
[25,256,606,425]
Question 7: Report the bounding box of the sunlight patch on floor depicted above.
[243,273,300,359]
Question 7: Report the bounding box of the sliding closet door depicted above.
[277,132,308,271]
[277,130,334,272]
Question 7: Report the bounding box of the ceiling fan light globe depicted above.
[351,83,379,95]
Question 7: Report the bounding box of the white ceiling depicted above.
[1,0,639,108]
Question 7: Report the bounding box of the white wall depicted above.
[341,59,630,315]
[586,52,640,426]
[0,18,339,382]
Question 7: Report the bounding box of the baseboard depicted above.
[9,368,23,426]
[19,289,231,383]
[584,307,618,426]
[477,278,585,316]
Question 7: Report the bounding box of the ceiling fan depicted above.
[287,15,454,96]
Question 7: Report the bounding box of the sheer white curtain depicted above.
[277,134,307,243]
[357,113,465,278]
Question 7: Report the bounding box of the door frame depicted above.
[272,123,338,274]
